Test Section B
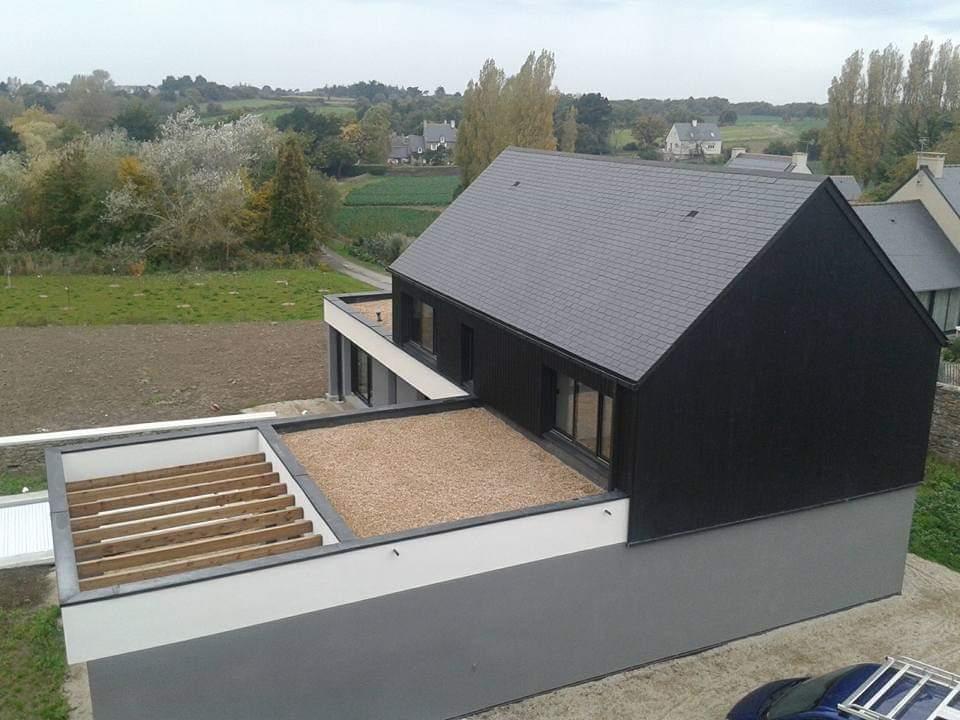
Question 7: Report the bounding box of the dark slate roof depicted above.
[388,135,410,160]
[853,201,960,292]
[727,153,795,172]
[390,147,823,381]
[930,166,960,214]
[672,122,721,142]
[423,122,457,144]
[830,175,862,201]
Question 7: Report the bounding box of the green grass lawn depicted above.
[343,176,460,206]
[203,99,356,125]
[0,606,69,720]
[910,455,960,572]
[0,473,46,496]
[336,206,441,239]
[0,269,370,327]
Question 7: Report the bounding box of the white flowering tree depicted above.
[105,109,279,263]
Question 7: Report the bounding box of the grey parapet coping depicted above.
[45,447,80,603]
[59,487,627,606]
[325,291,394,339]
[268,395,479,433]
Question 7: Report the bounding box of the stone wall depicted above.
[929,383,960,462]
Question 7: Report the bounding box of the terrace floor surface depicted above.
[283,407,603,537]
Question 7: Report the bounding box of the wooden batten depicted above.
[65,453,267,492]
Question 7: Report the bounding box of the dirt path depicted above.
[0,321,329,437]
[321,248,391,290]
[477,555,960,720]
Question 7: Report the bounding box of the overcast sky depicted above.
[2,1,960,103]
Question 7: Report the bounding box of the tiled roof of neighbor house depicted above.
[407,134,425,152]
[389,135,410,160]
[672,122,721,142]
[423,122,457,143]
[929,166,960,214]
[853,201,960,292]
[726,153,796,172]
[830,175,863,201]
[390,147,823,381]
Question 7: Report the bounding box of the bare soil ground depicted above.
[475,554,960,720]
[285,408,601,537]
[0,321,329,437]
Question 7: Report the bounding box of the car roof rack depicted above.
[839,656,960,720]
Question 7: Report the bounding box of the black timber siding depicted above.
[391,275,634,487]
[629,185,941,542]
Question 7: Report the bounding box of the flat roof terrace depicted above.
[283,407,603,538]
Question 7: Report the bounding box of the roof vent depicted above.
[511,181,520,188]
[686,210,699,218]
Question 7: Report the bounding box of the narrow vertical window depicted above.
[351,344,372,406]
[410,297,435,354]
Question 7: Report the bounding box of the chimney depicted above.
[731,147,746,159]
[449,119,455,129]
[791,151,809,173]
[691,119,698,127]
[917,151,946,178]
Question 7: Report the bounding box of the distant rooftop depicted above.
[830,175,863,201]
[726,152,796,173]
[672,121,721,142]
[854,200,960,292]
[929,165,960,215]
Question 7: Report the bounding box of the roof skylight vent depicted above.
[686,210,699,218]
[511,181,521,188]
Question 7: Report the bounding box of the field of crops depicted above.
[336,206,441,239]
[343,176,460,206]
[204,98,356,125]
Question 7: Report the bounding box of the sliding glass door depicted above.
[554,372,613,462]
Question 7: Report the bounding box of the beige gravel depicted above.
[474,554,960,720]
[352,299,392,332]
[284,408,601,537]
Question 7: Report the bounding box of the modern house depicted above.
[663,119,722,159]
[388,120,457,164]
[727,147,811,173]
[49,148,944,720]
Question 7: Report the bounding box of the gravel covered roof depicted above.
[391,147,823,381]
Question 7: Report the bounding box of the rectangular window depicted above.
[554,372,614,462]
[460,325,474,386]
[350,344,372,405]
[410,297,435,354]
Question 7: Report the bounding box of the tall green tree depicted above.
[359,103,392,163]
[574,92,613,154]
[34,144,103,250]
[266,135,317,253]
[499,51,558,151]
[821,50,864,174]
[632,114,668,150]
[457,59,506,185]
[0,122,22,154]
[111,103,159,141]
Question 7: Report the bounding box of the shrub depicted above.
[943,337,960,363]
[347,233,412,266]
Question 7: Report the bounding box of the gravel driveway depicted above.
[476,555,960,720]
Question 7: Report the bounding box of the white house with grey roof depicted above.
[663,120,722,159]
[388,120,457,164]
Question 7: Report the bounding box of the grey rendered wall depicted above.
[371,357,392,407]
[326,325,341,400]
[87,487,915,720]
[396,375,420,403]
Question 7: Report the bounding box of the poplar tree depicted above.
[456,59,505,186]
[559,107,578,153]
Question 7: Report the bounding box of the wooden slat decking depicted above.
[65,455,322,592]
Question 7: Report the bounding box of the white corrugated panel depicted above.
[0,499,53,562]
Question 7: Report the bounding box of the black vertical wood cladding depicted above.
[629,186,941,542]
[391,276,623,478]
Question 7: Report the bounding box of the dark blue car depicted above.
[728,656,960,720]
[728,663,878,720]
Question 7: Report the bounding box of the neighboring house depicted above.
[663,119,722,159]
[889,152,960,248]
[387,120,456,164]
[423,119,457,152]
[727,147,811,173]
[387,133,425,164]
[855,201,960,333]
[48,148,944,720]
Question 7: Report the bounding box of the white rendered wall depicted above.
[62,497,628,663]
[324,299,468,400]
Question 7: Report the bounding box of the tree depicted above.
[60,69,118,133]
[499,51,558,151]
[632,114,668,150]
[457,59,506,185]
[821,50,865,174]
[111,103,160,141]
[359,103,392,163]
[718,109,738,126]
[34,143,103,250]
[318,137,358,178]
[558,107,578,152]
[265,135,317,253]
[763,140,795,156]
[0,122,22,154]
[574,92,613,154]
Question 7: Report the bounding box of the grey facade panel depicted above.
[87,487,914,720]
[390,148,822,381]
[396,376,420,403]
